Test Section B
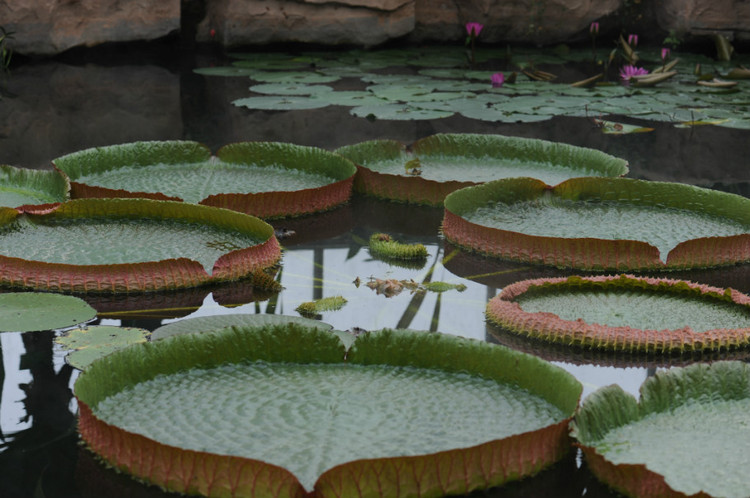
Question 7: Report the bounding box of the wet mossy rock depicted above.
[443,177,750,271]
[0,198,281,293]
[0,164,70,208]
[572,361,750,498]
[336,133,628,206]
[487,274,750,354]
[53,140,357,219]
[75,325,581,498]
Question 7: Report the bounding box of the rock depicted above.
[0,0,180,56]
[655,0,750,42]
[197,0,415,48]
[409,0,624,46]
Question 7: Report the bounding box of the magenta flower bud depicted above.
[589,22,599,35]
[491,72,505,88]
[661,47,671,60]
[465,22,484,37]
[628,34,638,47]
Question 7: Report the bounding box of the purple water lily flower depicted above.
[491,72,505,88]
[466,22,484,37]
[620,65,649,82]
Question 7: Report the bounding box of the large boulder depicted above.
[0,0,180,56]
[197,0,415,47]
[655,0,750,41]
[409,0,624,46]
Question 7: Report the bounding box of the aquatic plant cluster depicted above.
[198,45,750,129]
[3,119,750,496]
[4,28,750,496]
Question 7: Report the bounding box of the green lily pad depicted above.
[151,313,333,341]
[487,274,750,353]
[56,325,150,369]
[0,165,69,208]
[233,95,330,110]
[0,292,96,332]
[249,83,334,96]
[443,177,750,270]
[75,325,581,497]
[337,133,628,206]
[350,103,455,121]
[53,141,357,219]
[244,70,341,84]
[0,198,280,293]
[572,361,750,498]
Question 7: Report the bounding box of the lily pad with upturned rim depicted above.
[0,292,96,332]
[0,198,281,293]
[336,133,629,206]
[572,361,750,498]
[53,141,357,219]
[486,274,750,354]
[0,164,70,208]
[75,325,582,498]
[443,177,750,271]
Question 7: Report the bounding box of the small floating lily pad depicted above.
[0,165,69,208]
[337,133,628,206]
[53,141,357,219]
[443,177,750,270]
[572,361,750,498]
[368,233,428,262]
[56,325,150,369]
[0,198,281,293]
[486,274,750,353]
[75,326,581,498]
[0,292,96,332]
[295,296,347,318]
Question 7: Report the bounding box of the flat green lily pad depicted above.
[56,325,150,369]
[0,292,96,332]
[487,274,750,353]
[75,326,581,498]
[443,177,750,270]
[572,361,750,498]
[0,198,280,293]
[0,165,69,207]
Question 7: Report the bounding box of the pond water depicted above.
[1,42,749,497]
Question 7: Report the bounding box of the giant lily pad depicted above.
[0,198,281,293]
[0,164,69,208]
[572,361,750,498]
[443,177,750,270]
[53,141,357,219]
[0,291,96,332]
[75,325,581,498]
[486,274,750,354]
[336,133,628,206]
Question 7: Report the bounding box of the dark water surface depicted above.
[1,45,749,498]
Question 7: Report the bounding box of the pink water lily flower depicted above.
[627,34,638,47]
[466,22,484,37]
[661,47,671,60]
[589,22,599,35]
[619,65,649,81]
[491,72,505,88]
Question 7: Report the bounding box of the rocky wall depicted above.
[1,0,748,56]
